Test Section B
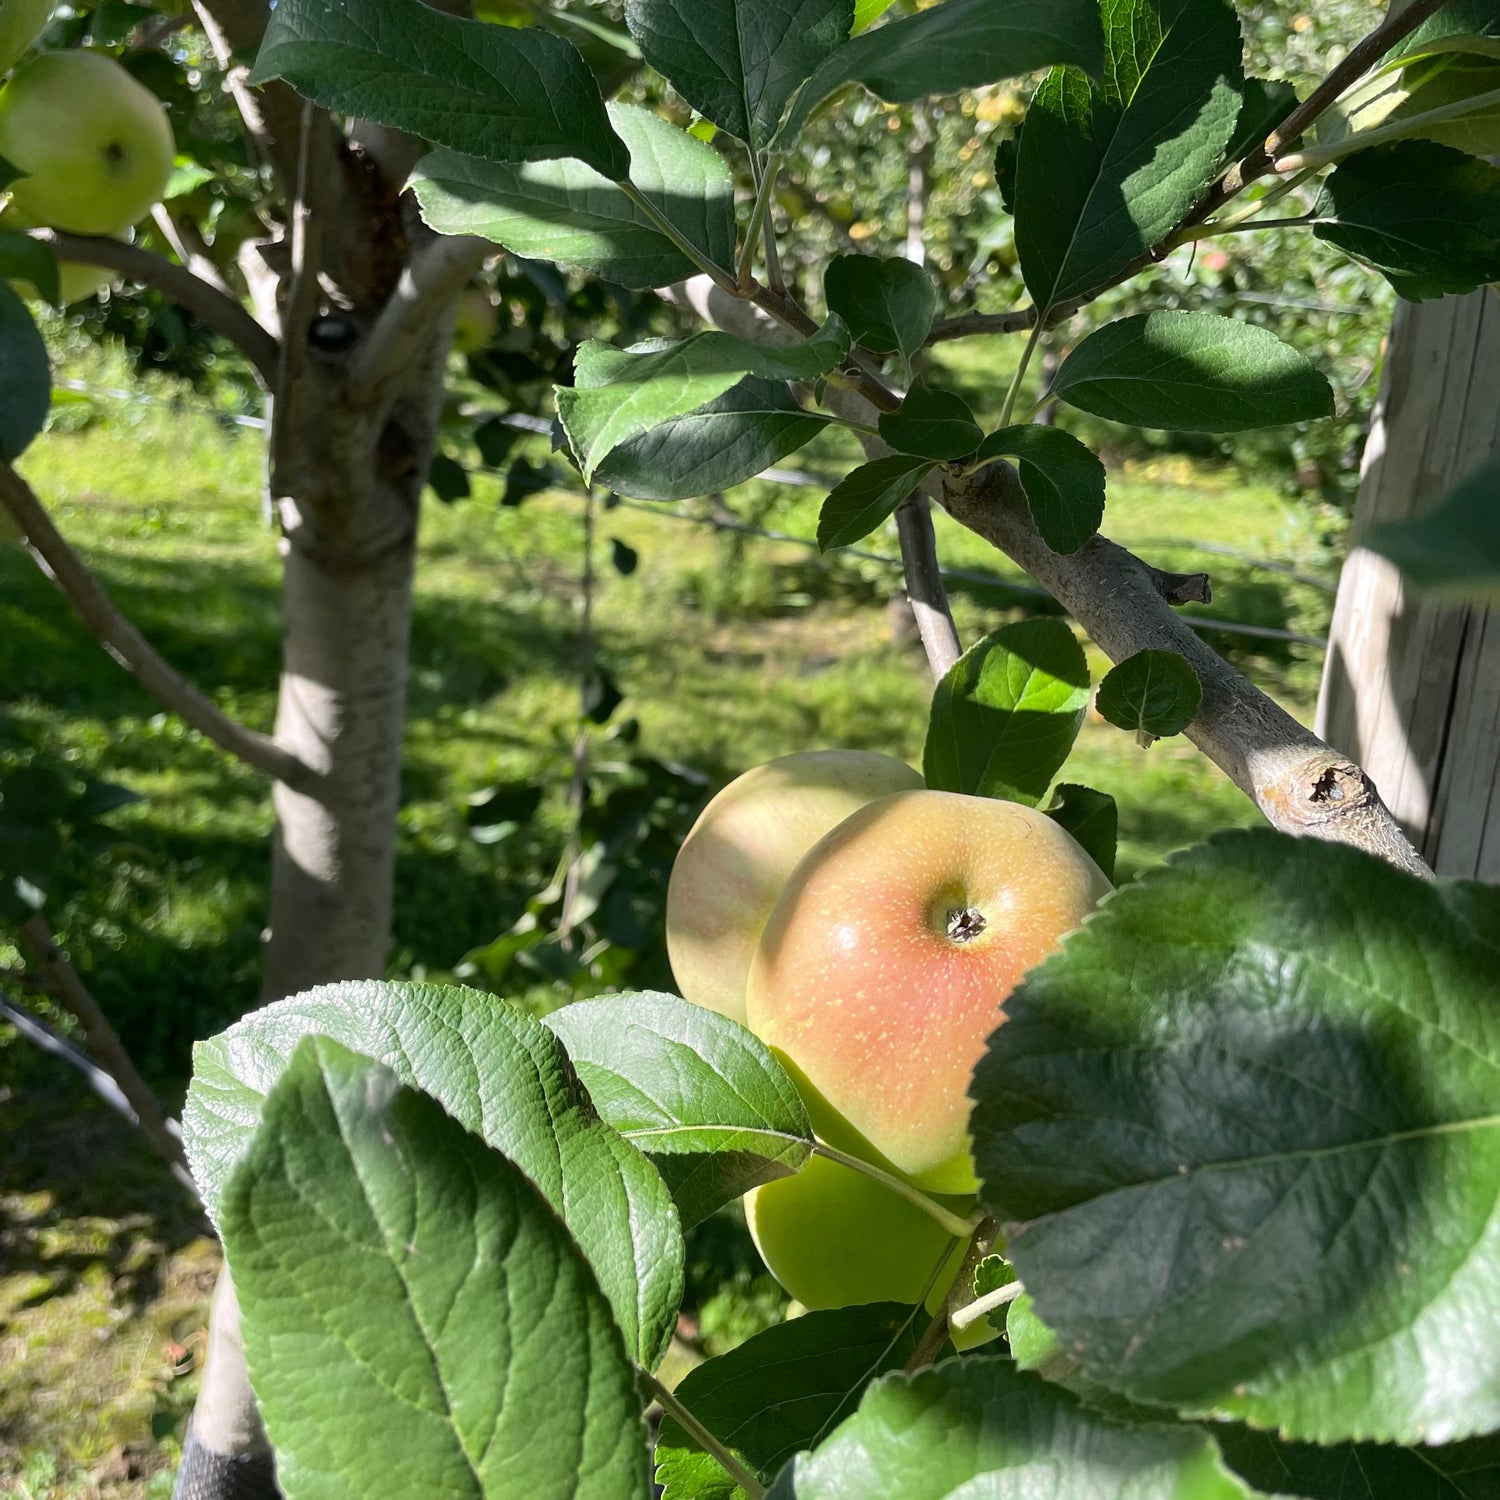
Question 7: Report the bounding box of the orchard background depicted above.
[0,0,1497,1496]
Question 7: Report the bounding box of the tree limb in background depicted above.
[15,914,198,1190]
[33,230,280,387]
[350,233,494,407]
[943,463,1431,875]
[0,465,317,792]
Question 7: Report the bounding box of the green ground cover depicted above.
[0,344,1341,1495]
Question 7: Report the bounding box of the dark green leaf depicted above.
[1364,457,1500,601]
[1044,783,1117,882]
[768,1358,1260,1499]
[544,991,812,1230]
[222,1038,650,1500]
[1053,311,1335,432]
[1313,141,1500,301]
[1015,0,1244,313]
[878,382,982,461]
[778,0,1104,146]
[250,0,630,179]
[994,134,1020,215]
[185,980,683,1368]
[0,154,22,194]
[584,663,625,724]
[625,0,852,149]
[823,254,937,366]
[1223,77,1299,162]
[558,319,850,479]
[971,1254,1018,1332]
[1095,649,1201,743]
[474,415,521,468]
[413,104,734,289]
[593,376,828,501]
[1393,1,1500,62]
[610,537,639,576]
[976,424,1106,553]
[970,830,1500,1444]
[656,1304,926,1500]
[0,231,57,307]
[815,453,933,551]
[922,619,1089,805]
[1216,1425,1500,1499]
[0,281,49,461]
[426,451,470,503]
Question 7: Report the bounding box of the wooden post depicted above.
[1316,289,1500,879]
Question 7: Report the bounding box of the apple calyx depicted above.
[944,906,987,943]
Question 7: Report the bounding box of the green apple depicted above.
[0,50,174,235]
[0,0,51,78]
[452,286,498,354]
[665,750,923,1025]
[746,789,1111,1194]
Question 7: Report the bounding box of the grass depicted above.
[0,341,1343,1496]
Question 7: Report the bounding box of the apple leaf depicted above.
[1215,1425,1500,1499]
[185,980,682,1369]
[655,1303,928,1500]
[0,231,57,308]
[1052,312,1335,432]
[823,254,938,368]
[412,104,734,289]
[624,0,853,150]
[544,990,813,1230]
[970,830,1500,1445]
[0,281,49,461]
[878,383,983,461]
[766,1357,1261,1499]
[1363,457,1500,602]
[1313,141,1500,301]
[976,424,1107,554]
[594,377,829,502]
[1014,0,1244,314]
[815,454,934,551]
[922,618,1090,806]
[970,1254,1017,1332]
[222,1037,650,1500]
[1045,783,1117,882]
[557,319,850,481]
[777,0,1104,146]
[1094,649,1202,746]
[250,0,630,179]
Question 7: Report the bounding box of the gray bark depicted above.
[1316,290,1500,880]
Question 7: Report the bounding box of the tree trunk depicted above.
[1316,289,1500,880]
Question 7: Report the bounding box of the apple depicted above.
[0,0,51,78]
[746,789,1111,1194]
[0,51,174,236]
[452,286,498,354]
[665,750,923,1025]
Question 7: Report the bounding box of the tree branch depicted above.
[349,233,494,405]
[32,230,279,388]
[929,308,1036,343]
[0,464,317,792]
[943,463,1431,875]
[17,913,197,1191]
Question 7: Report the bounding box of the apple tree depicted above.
[2,0,1500,1498]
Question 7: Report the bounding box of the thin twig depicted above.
[0,464,315,790]
[1148,565,1213,607]
[895,493,962,678]
[905,1217,997,1373]
[642,1369,767,1500]
[350,234,494,405]
[929,307,1037,342]
[950,1277,1024,1333]
[32,230,279,387]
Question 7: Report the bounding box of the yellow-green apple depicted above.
[747,790,1111,1194]
[452,286,498,353]
[0,0,51,78]
[665,750,923,1025]
[0,51,174,235]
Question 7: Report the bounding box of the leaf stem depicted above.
[739,152,784,291]
[642,1369,767,1500]
[1181,165,1320,239]
[998,320,1044,429]
[811,1140,979,1239]
[949,1276,1024,1333]
[1274,84,1500,171]
[618,178,739,294]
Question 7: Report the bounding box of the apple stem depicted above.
[949,1277,1025,1333]
[904,1216,998,1372]
[641,1368,767,1500]
[810,1140,981,1240]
